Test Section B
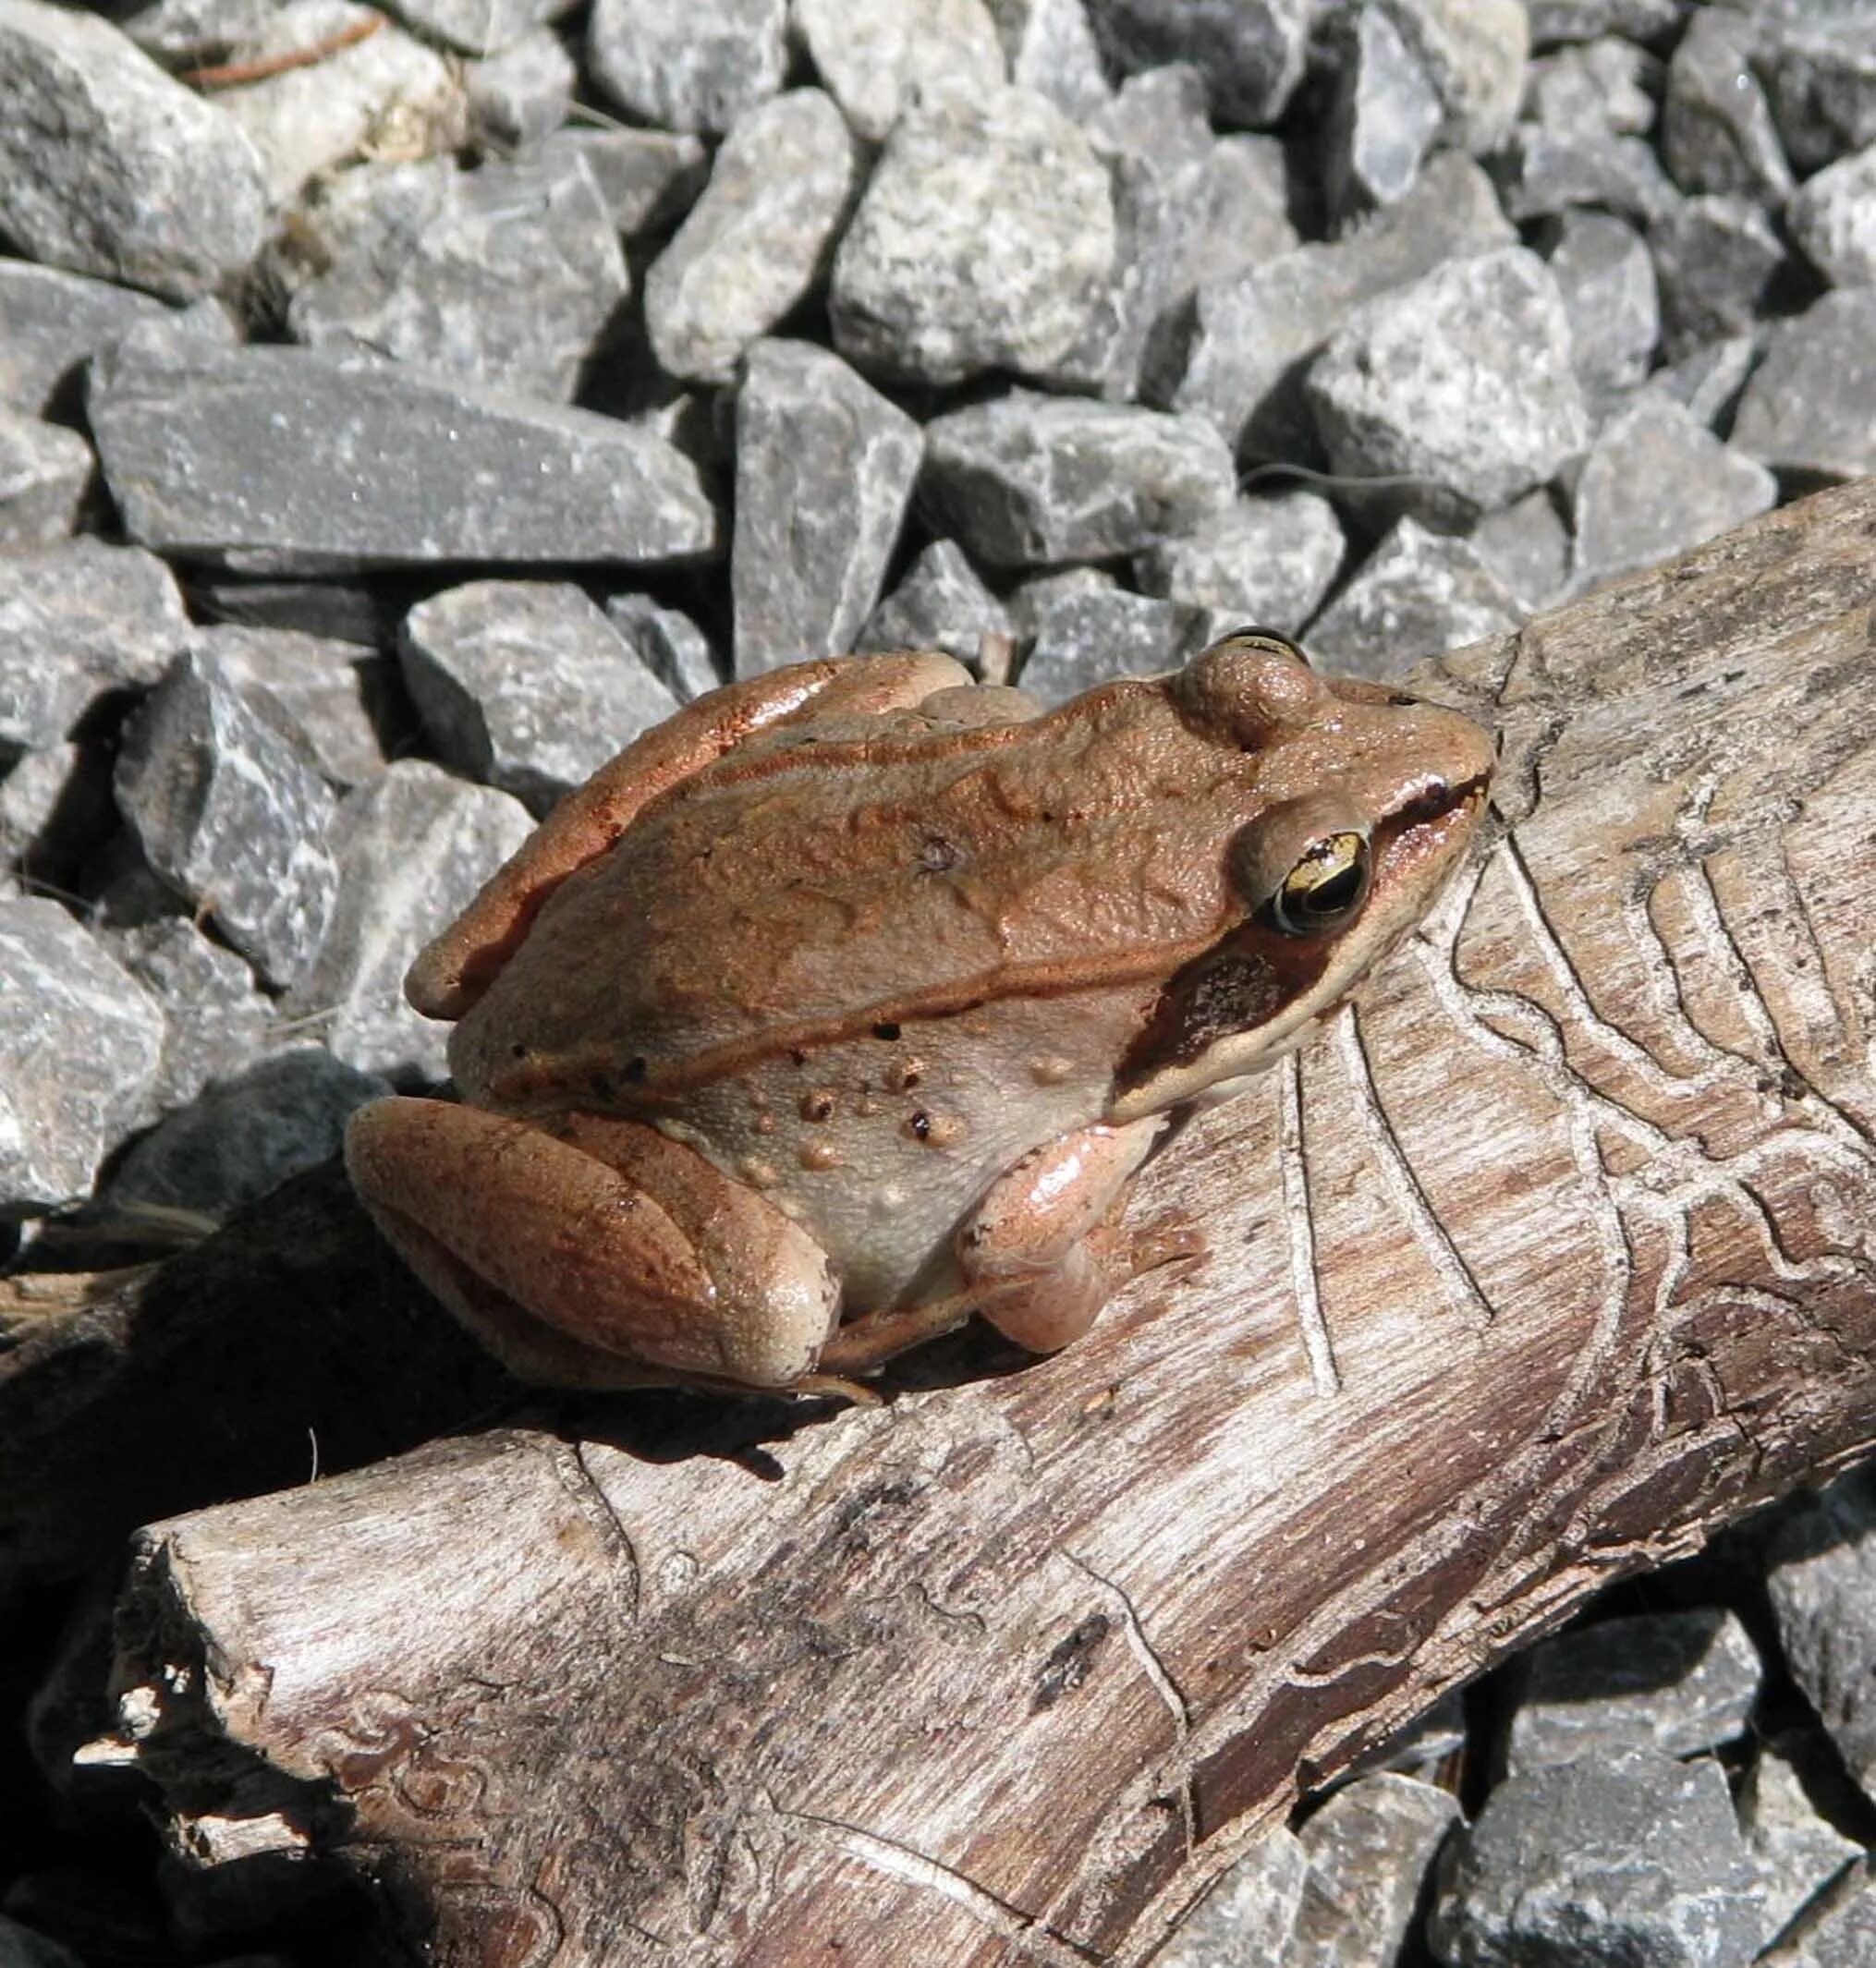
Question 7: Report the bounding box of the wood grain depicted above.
[22,482,1876,1965]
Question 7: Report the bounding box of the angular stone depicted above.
[603,595,720,703]
[795,0,1006,141]
[285,152,627,403]
[0,410,91,548]
[540,128,708,240]
[732,340,923,674]
[117,0,283,66]
[1757,1,1876,176]
[1526,36,1657,137]
[0,742,116,887]
[1006,565,1115,645]
[0,264,169,417]
[286,762,533,1081]
[1370,1688,1469,1780]
[1057,65,1214,400]
[830,85,1114,387]
[1547,211,1660,404]
[588,0,786,135]
[921,391,1236,567]
[1021,589,1221,706]
[1309,518,1523,680]
[191,576,408,650]
[462,27,576,146]
[1739,1736,1863,1940]
[1159,1827,1309,1966]
[1525,0,1677,43]
[1504,1607,1764,1776]
[987,0,1112,121]
[1174,152,1514,461]
[1374,0,1529,154]
[1470,489,1571,613]
[859,541,1011,666]
[1663,6,1796,200]
[1307,247,1590,528]
[1652,194,1788,355]
[192,625,392,788]
[1082,0,1312,124]
[644,90,859,387]
[1732,288,1876,483]
[1135,491,1345,637]
[1322,5,1443,220]
[1286,1774,1460,1968]
[1652,334,1759,430]
[0,540,189,753]
[0,0,269,301]
[110,917,273,1115]
[400,581,678,814]
[89,343,719,574]
[101,1047,388,1224]
[210,1,465,205]
[0,898,164,1213]
[380,0,570,55]
[1779,1876,1876,1966]
[116,649,341,990]
[1570,392,1776,588]
[1491,123,1683,227]
[1429,1751,1768,1968]
[1791,141,1876,288]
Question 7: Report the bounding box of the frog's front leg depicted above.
[345,1099,843,1392]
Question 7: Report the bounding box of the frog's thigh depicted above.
[345,1099,839,1390]
[409,651,972,1021]
[957,1117,1170,1353]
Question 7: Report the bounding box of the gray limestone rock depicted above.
[286,761,533,1082]
[1430,1749,1767,1967]
[1374,0,1529,154]
[643,90,860,387]
[859,541,1010,666]
[1731,288,1876,483]
[1757,1,1876,176]
[379,0,571,55]
[541,128,708,240]
[0,742,115,885]
[1790,142,1876,287]
[1019,589,1221,706]
[1739,1737,1862,1941]
[1159,1828,1310,1966]
[88,342,719,574]
[1005,565,1116,645]
[1662,6,1795,200]
[400,580,680,814]
[111,917,273,1116]
[0,0,269,301]
[0,898,165,1213]
[192,625,392,789]
[0,264,169,417]
[1547,211,1660,404]
[830,85,1115,387]
[101,1046,388,1225]
[116,0,283,66]
[1135,491,1345,637]
[461,28,578,152]
[1503,1606,1764,1776]
[1491,123,1683,227]
[987,0,1112,121]
[0,410,92,548]
[0,539,189,753]
[209,1,466,205]
[1285,1774,1461,1968]
[1569,391,1776,588]
[1308,517,1523,680]
[732,339,924,674]
[1174,152,1514,462]
[115,649,341,990]
[1082,0,1313,124]
[1778,1874,1876,1966]
[1651,334,1759,430]
[588,0,786,135]
[603,595,720,703]
[1306,247,1590,528]
[1058,65,1214,400]
[1526,36,1658,137]
[794,0,1007,141]
[1652,195,1788,355]
[920,390,1236,568]
[1525,0,1678,43]
[286,151,628,403]
[1470,489,1571,613]
[1322,5,1444,220]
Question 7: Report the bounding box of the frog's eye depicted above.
[1272,832,1370,937]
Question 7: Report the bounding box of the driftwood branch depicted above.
[15,482,1876,1965]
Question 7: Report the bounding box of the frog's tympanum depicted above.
[346,630,1493,1399]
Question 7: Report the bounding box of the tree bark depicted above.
[44,483,1876,1964]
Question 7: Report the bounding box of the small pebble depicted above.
[1469,489,1571,613]
[1286,1773,1460,1968]
[1661,6,1795,201]
[603,595,720,703]
[1651,334,1759,431]
[1732,288,1876,484]
[0,263,169,417]
[1154,1827,1308,1966]
[1135,490,1345,637]
[587,0,785,135]
[1738,1736,1863,1940]
[1755,6,1876,176]
[993,0,1112,121]
[1789,143,1876,289]
[0,410,92,547]
[1652,194,1789,355]
[1546,210,1660,405]
[859,541,1011,667]
[540,128,708,240]
[1377,0,1529,155]
[793,0,1006,142]
[1081,0,1312,125]
[1491,121,1682,227]
[380,0,570,57]
[111,917,274,1116]
[193,625,394,790]
[1525,37,1657,138]
[1308,517,1523,680]
[462,26,577,149]
[1019,589,1220,706]
[1321,4,1444,221]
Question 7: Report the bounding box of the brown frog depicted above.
[345,630,1493,1398]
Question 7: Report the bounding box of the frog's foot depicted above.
[345,1099,841,1393]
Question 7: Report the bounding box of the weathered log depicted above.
[66,484,1876,1962]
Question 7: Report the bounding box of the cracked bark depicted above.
[10,482,1876,1965]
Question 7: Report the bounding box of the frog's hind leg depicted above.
[408,651,973,1021]
[345,1099,842,1392]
